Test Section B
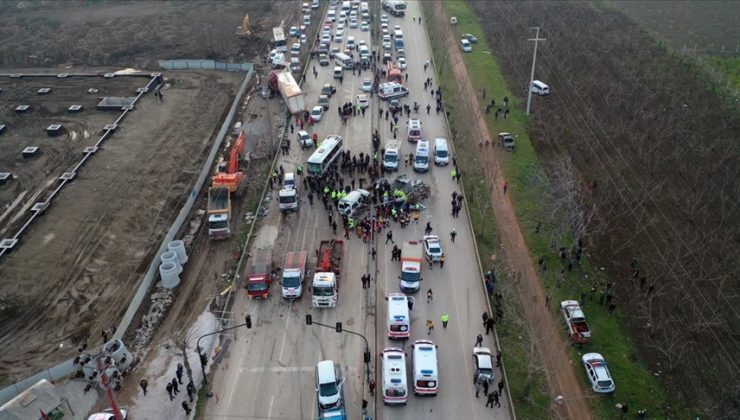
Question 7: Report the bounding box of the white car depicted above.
[300,33,307,44]
[394,25,401,31]
[381,22,388,30]
[303,15,311,25]
[349,18,358,28]
[461,38,472,52]
[381,14,389,24]
[310,106,324,122]
[582,353,615,393]
[383,41,392,50]
[357,94,369,109]
[361,78,373,92]
[289,26,300,37]
[473,347,495,385]
[337,22,345,31]
[87,409,128,420]
[361,23,370,31]
[423,235,442,261]
[334,32,344,43]
[398,57,407,70]
[297,130,314,148]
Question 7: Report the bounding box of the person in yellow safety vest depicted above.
[399,192,407,202]
[451,168,457,180]
[296,164,303,176]
[373,152,378,160]
[391,208,397,218]
[383,191,389,201]
[272,170,279,179]
[324,186,330,195]
[348,218,356,228]
[331,190,337,200]
[339,191,346,200]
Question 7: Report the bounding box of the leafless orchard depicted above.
[469,1,740,415]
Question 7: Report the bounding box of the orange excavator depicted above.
[212,131,246,195]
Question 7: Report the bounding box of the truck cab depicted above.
[245,249,273,299]
[281,251,308,299]
[400,241,423,292]
[207,186,232,240]
[312,272,338,308]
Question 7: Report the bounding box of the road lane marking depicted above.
[278,300,293,360]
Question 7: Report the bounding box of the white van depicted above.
[387,293,410,339]
[333,66,343,79]
[412,339,439,395]
[316,360,343,410]
[413,140,430,173]
[381,347,408,405]
[338,189,370,217]
[531,80,550,95]
[407,118,421,142]
[433,138,449,165]
[334,52,353,69]
[341,1,351,12]
[283,172,296,190]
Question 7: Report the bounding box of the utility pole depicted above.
[526,27,546,115]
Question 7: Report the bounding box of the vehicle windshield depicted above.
[385,388,406,397]
[247,282,268,291]
[429,244,440,253]
[208,220,228,230]
[319,382,338,397]
[307,162,322,175]
[479,367,493,377]
[314,286,334,296]
[401,271,420,282]
[279,195,297,204]
[283,274,300,288]
[436,149,448,158]
[597,380,612,388]
[416,156,428,164]
[385,154,397,163]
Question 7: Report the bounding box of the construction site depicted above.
[0,1,298,416]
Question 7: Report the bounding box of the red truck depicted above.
[245,248,273,299]
[316,240,344,278]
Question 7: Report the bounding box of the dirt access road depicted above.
[428,2,592,419]
[0,70,243,383]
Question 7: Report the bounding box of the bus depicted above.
[307,135,343,176]
[273,27,288,52]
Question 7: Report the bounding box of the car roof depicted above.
[312,106,323,111]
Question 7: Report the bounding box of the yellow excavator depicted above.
[236,14,251,36]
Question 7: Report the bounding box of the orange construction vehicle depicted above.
[212,131,246,194]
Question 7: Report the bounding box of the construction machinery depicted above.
[212,131,246,195]
[236,14,251,36]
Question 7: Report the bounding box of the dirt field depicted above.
[0,69,243,382]
[468,1,739,416]
[0,0,278,69]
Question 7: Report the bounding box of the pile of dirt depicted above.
[469,1,739,416]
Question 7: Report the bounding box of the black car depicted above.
[321,84,336,97]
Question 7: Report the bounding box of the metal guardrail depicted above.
[0,65,254,406]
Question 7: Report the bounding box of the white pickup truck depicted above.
[561,300,591,345]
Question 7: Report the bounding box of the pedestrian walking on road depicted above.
[493,390,501,407]
[440,313,449,328]
[165,382,173,400]
[482,311,490,326]
[426,319,434,334]
[503,181,508,194]
[186,381,195,403]
[427,288,433,303]
[408,297,414,311]
[425,222,433,235]
[385,230,394,244]
[495,350,502,367]
[182,401,192,415]
[450,229,457,243]
[485,317,495,335]
[440,253,445,268]
[171,378,179,395]
[139,378,148,396]
[498,378,504,396]
[545,295,551,310]
[176,363,184,384]
[482,380,489,396]
[475,334,483,347]
[475,381,482,398]
[486,392,496,408]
